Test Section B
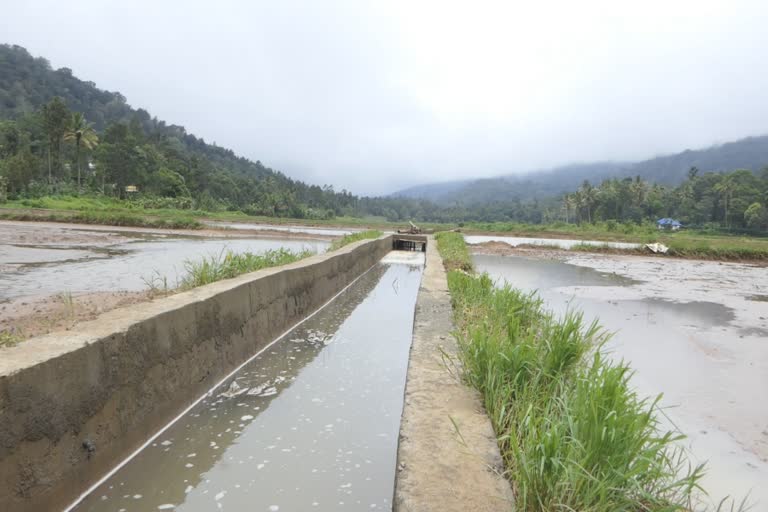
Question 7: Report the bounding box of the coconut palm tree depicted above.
[714,174,736,228]
[64,112,99,192]
[578,180,598,223]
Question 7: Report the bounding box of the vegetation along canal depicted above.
[473,251,768,509]
[67,251,424,512]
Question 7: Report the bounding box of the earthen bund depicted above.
[0,235,399,512]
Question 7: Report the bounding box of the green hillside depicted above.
[0,44,357,218]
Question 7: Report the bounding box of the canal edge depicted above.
[394,235,515,511]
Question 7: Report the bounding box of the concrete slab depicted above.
[394,236,515,511]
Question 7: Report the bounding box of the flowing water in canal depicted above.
[473,253,768,509]
[69,252,424,512]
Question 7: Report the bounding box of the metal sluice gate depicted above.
[393,235,427,252]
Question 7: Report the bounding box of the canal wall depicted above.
[394,236,515,511]
[0,235,393,512]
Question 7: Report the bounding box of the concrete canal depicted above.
[473,251,768,509]
[67,252,424,512]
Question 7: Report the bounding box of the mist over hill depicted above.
[395,137,768,205]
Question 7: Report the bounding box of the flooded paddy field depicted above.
[464,234,641,250]
[204,221,361,237]
[68,252,424,512]
[0,220,329,341]
[473,250,768,508]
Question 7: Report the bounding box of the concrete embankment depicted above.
[0,236,392,512]
[395,236,514,511]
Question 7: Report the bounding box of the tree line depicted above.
[2,96,766,230]
[1,44,767,229]
[0,96,360,219]
[357,169,768,230]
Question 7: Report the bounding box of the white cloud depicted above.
[3,0,768,194]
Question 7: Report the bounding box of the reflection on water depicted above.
[0,237,329,301]
[72,258,423,512]
[465,234,641,250]
[473,253,768,509]
[473,253,638,289]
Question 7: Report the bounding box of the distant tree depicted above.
[744,202,766,229]
[64,112,98,191]
[577,180,598,223]
[41,97,70,186]
[714,174,736,228]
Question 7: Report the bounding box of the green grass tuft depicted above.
[437,234,743,511]
[328,230,383,251]
[180,248,312,289]
[435,231,473,271]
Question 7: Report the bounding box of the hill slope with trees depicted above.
[0,44,357,218]
[1,43,767,230]
[395,137,768,205]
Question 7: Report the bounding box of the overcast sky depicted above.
[3,0,768,195]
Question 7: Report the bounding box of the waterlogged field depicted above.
[203,221,361,237]
[0,220,330,344]
[69,254,424,512]
[464,234,641,250]
[0,223,328,301]
[472,251,768,509]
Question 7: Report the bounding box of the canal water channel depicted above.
[473,252,768,509]
[68,252,424,512]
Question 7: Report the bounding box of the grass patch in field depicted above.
[437,234,743,511]
[328,230,383,251]
[180,248,312,288]
[0,330,22,348]
[0,209,202,230]
[435,231,473,271]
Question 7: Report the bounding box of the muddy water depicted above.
[474,253,768,510]
[0,237,329,301]
[465,234,640,249]
[69,253,424,512]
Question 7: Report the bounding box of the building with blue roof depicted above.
[657,218,682,230]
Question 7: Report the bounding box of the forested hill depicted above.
[0,44,357,218]
[395,136,768,205]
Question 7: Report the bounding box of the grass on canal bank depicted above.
[180,248,313,288]
[437,232,742,511]
[328,230,383,251]
[435,231,473,271]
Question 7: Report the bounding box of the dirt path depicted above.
[394,236,514,511]
[0,291,161,346]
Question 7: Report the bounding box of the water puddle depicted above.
[0,244,112,266]
[465,234,641,250]
[69,256,423,512]
[472,253,638,289]
[473,253,768,508]
[0,237,329,301]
